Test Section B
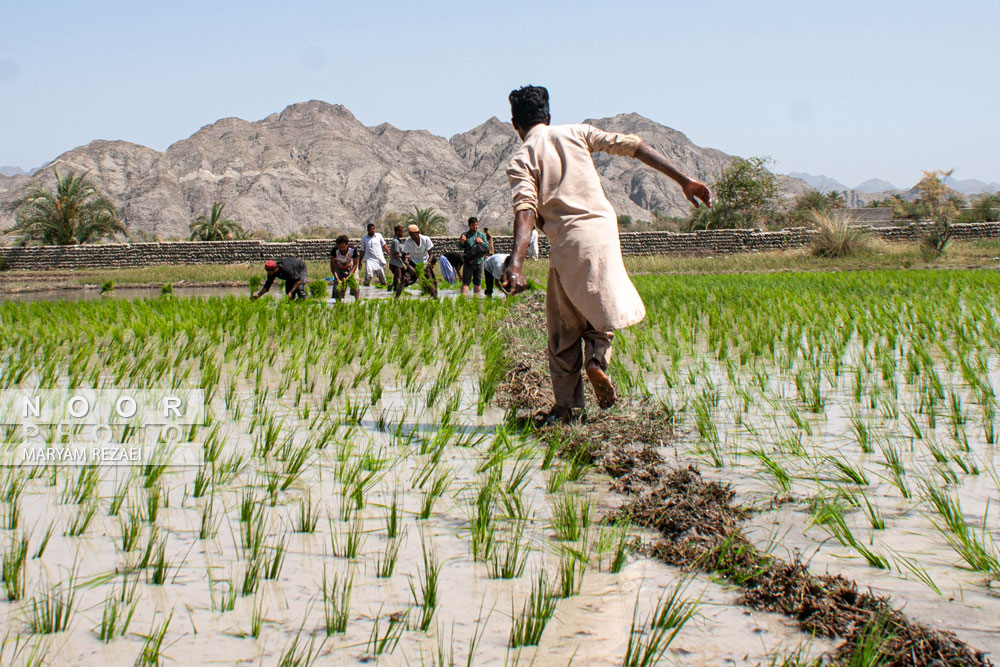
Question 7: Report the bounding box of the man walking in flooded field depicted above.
[501,85,712,424]
[252,257,308,300]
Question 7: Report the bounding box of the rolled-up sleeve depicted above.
[506,151,539,214]
[584,124,641,157]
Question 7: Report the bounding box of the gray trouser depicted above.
[546,268,613,408]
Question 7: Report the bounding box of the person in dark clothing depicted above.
[387,225,412,294]
[252,258,308,300]
[460,216,488,295]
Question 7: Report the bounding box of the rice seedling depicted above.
[922,481,1000,575]
[383,489,402,538]
[747,448,792,494]
[554,544,588,598]
[419,469,452,520]
[545,463,571,495]
[97,578,138,642]
[366,605,407,657]
[889,549,943,596]
[2,497,21,531]
[550,493,592,542]
[278,626,324,667]
[821,511,890,569]
[508,570,557,648]
[2,533,29,600]
[63,501,99,537]
[608,519,634,574]
[843,613,896,667]
[488,521,530,580]
[263,537,286,580]
[135,611,172,666]
[32,522,54,559]
[876,437,910,499]
[240,555,264,597]
[28,569,79,634]
[376,534,404,578]
[409,537,441,632]
[199,497,220,539]
[330,515,366,559]
[824,454,870,486]
[322,569,353,634]
[248,593,267,638]
[209,574,237,613]
[294,491,320,533]
[622,585,698,667]
[849,413,874,453]
[147,536,170,585]
[61,464,100,505]
[119,507,144,551]
[108,473,131,516]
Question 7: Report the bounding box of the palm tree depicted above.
[188,202,247,241]
[825,190,845,209]
[404,206,448,235]
[7,170,125,245]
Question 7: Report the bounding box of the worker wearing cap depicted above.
[399,224,438,298]
[252,257,308,300]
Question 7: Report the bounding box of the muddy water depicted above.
[1,369,822,666]
[627,342,1000,659]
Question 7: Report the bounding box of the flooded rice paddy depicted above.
[1,269,998,665]
[0,292,826,666]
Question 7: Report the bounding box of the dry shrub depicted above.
[810,210,868,258]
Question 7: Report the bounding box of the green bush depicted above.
[249,274,263,295]
[100,280,115,294]
[957,193,1000,224]
[160,283,174,296]
[684,157,779,231]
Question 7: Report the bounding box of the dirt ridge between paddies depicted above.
[494,291,993,667]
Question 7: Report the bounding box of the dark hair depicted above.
[394,225,404,233]
[509,86,549,130]
[367,223,375,230]
[467,217,478,225]
[335,234,349,245]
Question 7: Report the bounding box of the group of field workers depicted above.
[256,85,712,424]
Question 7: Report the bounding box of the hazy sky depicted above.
[1,1,997,188]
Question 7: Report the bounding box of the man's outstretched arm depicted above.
[634,143,712,208]
[502,209,535,294]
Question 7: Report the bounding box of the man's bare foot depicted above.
[586,360,617,409]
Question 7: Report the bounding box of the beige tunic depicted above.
[506,123,646,331]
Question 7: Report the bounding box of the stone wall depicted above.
[3,222,1000,271]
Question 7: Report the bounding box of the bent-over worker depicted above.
[252,258,308,300]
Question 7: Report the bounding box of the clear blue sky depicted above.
[1,0,997,188]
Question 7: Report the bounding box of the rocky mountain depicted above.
[0,166,28,177]
[787,172,849,193]
[944,177,1000,196]
[0,101,790,240]
[855,178,900,194]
